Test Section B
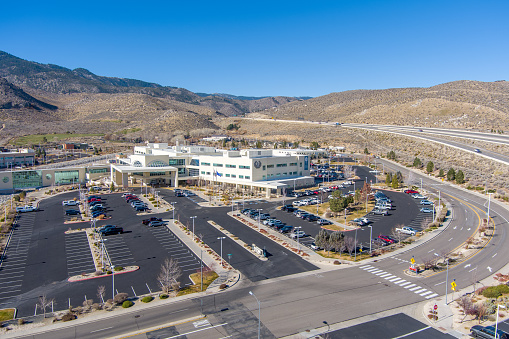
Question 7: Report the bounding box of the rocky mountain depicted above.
[0,51,302,116]
[0,77,57,111]
[257,80,509,130]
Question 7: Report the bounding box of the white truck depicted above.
[395,226,416,235]
[16,205,38,213]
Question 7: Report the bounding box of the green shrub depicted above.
[159,294,168,299]
[114,266,123,272]
[106,270,112,274]
[495,284,509,294]
[141,296,153,303]
[483,286,502,298]
[122,300,134,308]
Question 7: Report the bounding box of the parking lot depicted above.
[64,232,96,276]
[0,214,34,307]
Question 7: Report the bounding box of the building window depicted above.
[206,172,211,175]
[262,175,266,179]
[239,175,244,179]
[189,168,199,176]
[213,163,223,167]
[201,171,205,174]
[150,171,166,176]
[12,170,42,188]
[276,163,287,167]
[178,168,186,175]
[239,165,250,169]
[225,164,236,168]
[283,172,287,176]
[300,162,302,167]
[245,176,250,179]
[169,159,186,166]
[88,168,108,174]
[289,162,297,166]
[276,173,281,176]
[231,174,236,178]
[202,162,211,166]
[225,174,230,177]
[55,170,79,185]
[190,159,200,166]
[148,160,167,167]
[267,164,274,169]
[133,160,143,167]
[262,165,266,170]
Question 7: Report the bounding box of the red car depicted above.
[404,189,419,194]
[378,235,396,244]
[89,198,101,202]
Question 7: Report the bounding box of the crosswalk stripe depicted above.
[395,280,408,285]
[420,291,433,296]
[405,284,416,289]
[409,286,421,291]
[389,277,402,282]
[399,282,411,287]
[370,269,383,274]
[414,288,427,294]
[426,294,439,299]
[384,275,396,280]
[359,265,372,269]
[380,273,392,277]
[375,272,387,276]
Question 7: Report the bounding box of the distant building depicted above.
[0,149,35,169]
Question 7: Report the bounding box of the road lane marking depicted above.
[493,253,497,258]
[448,238,453,242]
[435,281,445,286]
[90,326,114,333]
[469,267,477,272]
[165,322,228,338]
[487,266,492,272]
[392,325,430,338]
[464,264,471,268]
[427,249,435,253]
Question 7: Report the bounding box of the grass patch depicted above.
[316,250,371,261]
[0,308,15,321]
[118,128,142,135]
[13,133,104,145]
[178,270,219,296]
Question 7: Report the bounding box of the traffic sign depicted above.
[410,257,415,264]
[451,280,457,291]
[434,304,438,310]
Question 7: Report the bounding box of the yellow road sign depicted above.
[451,281,457,291]
[410,257,415,264]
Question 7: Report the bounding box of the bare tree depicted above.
[38,295,54,318]
[457,296,473,323]
[391,226,403,246]
[343,165,354,179]
[97,285,106,304]
[158,257,182,295]
[422,256,437,271]
[344,236,356,257]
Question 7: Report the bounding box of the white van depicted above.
[16,205,37,213]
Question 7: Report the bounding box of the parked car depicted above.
[420,207,433,213]
[62,200,78,206]
[404,189,419,194]
[135,205,148,211]
[91,211,106,218]
[285,206,297,213]
[470,325,508,339]
[420,200,433,205]
[396,226,417,235]
[371,238,387,247]
[148,221,166,227]
[65,209,80,215]
[279,225,294,233]
[290,231,306,239]
[281,205,293,211]
[413,194,426,199]
[372,209,389,216]
[378,235,396,244]
[99,226,123,236]
[90,204,104,210]
[317,219,332,225]
[310,242,322,250]
[142,217,163,225]
[16,205,38,213]
[305,214,319,222]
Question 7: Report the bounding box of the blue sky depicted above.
[2,0,508,97]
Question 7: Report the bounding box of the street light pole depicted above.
[487,192,493,224]
[171,202,176,222]
[257,208,262,231]
[295,226,302,251]
[368,225,372,254]
[190,216,197,241]
[495,304,506,338]
[249,291,261,339]
[217,237,225,267]
[354,227,358,261]
[111,265,115,299]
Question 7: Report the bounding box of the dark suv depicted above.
[471,325,508,339]
[99,226,123,236]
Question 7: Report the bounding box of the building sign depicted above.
[304,156,309,171]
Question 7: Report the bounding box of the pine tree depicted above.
[426,161,434,173]
[391,175,399,189]
[456,170,465,184]
[447,168,456,181]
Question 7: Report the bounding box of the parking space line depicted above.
[0,284,21,291]
[0,289,21,295]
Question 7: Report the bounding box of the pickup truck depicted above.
[395,226,417,235]
[16,205,38,213]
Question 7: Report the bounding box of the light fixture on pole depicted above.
[495,304,506,338]
[249,291,261,339]
[217,237,226,267]
[190,216,197,241]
